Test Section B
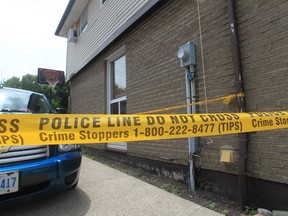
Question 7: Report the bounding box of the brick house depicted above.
[55,0,288,210]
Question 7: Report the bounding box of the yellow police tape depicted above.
[0,111,287,146]
[137,93,244,114]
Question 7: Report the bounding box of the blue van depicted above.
[0,87,82,207]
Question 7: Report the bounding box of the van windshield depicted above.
[0,89,52,113]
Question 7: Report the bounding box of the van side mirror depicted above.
[55,108,66,114]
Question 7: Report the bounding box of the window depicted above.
[80,6,88,33]
[28,94,51,113]
[0,89,52,114]
[106,47,127,151]
[109,55,126,114]
[107,47,126,115]
[101,0,107,5]
[110,55,126,114]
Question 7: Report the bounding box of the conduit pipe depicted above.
[185,66,198,192]
[227,0,249,209]
[177,42,198,192]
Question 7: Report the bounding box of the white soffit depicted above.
[58,0,89,37]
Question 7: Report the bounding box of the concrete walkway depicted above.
[2,156,222,216]
[78,156,222,216]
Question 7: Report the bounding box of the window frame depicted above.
[106,46,126,115]
[106,46,127,151]
[80,6,88,33]
[100,0,107,7]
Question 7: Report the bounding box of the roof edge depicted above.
[55,0,76,36]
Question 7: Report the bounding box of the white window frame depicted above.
[106,46,127,151]
[80,6,88,33]
[106,46,126,114]
[109,96,127,114]
[100,0,107,7]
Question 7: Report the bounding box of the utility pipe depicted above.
[227,0,249,209]
[185,66,198,192]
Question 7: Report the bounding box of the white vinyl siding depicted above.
[66,0,149,80]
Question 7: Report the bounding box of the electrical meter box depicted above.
[177,42,196,67]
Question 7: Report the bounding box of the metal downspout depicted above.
[227,0,249,209]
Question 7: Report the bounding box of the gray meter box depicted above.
[177,42,196,67]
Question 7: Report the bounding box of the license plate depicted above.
[0,171,19,195]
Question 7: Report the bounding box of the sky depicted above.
[0,0,69,82]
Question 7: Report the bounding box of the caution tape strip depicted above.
[137,93,244,114]
[0,110,287,146]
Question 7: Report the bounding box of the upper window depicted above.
[80,6,88,33]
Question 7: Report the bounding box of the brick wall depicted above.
[70,50,107,150]
[125,0,240,174]
[70,59,106,114]
[237,0,288,184]
[69,0,288,184]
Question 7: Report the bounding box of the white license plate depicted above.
[0,171,19,195]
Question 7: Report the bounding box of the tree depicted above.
[2,76,22,89]
[21,74,42,93]
[54,83,70,110]
[3,74,69,111]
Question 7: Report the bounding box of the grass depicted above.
[82,147,96,160]
[207,202,216,210]
[221,209,229,216]
[160,183,182,196]
[244,206,257,215]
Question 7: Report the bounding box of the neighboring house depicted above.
[55,0,288,210]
